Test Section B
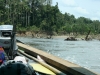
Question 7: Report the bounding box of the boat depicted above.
[1,24,100,75]
[18,50,57,75]
[17,41,61,75]
[0,25,57,75]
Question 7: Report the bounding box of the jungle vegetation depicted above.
[0,0,100,36]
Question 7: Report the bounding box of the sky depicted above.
[52,0,100,21]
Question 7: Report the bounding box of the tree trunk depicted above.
[85,30,91,40]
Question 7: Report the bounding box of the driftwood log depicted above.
[64,37,77,41]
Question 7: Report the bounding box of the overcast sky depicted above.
[52,0,100,21]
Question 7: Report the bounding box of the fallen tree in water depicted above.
[64,36,77,41]
[85,30,92,41]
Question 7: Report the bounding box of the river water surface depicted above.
[17,36,100,74]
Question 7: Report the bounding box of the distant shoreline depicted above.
[16,32,100,41]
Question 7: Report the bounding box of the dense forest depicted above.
[0,0,100,36]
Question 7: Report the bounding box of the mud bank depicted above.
[16,31,100,40]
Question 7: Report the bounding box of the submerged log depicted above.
[64,37,77,41]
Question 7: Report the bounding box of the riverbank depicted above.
[54,34,100,39]
[16,31,100,40]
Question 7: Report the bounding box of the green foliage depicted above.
[0,0,100,35]
[29,26,40,32]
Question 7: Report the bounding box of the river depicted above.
[17,36,100,74]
